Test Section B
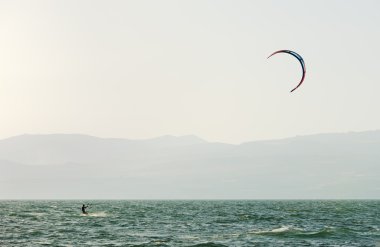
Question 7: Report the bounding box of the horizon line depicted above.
[1,128,380,145]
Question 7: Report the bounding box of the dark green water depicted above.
[1,200,379,246]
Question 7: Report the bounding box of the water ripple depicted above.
[0,200,379,246]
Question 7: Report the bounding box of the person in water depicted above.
[81,204,88,214]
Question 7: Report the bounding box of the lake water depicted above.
[1,200,379,246]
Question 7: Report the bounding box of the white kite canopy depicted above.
[267,50,306,93]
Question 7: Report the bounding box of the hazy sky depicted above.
[1,0,380,144]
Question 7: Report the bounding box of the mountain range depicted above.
[1,131,379,199]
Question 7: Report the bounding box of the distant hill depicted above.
[0,131,379,199]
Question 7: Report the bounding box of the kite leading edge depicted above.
[267,50,306,93]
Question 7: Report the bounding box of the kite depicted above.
[267,50,306,93]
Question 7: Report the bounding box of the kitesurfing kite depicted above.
[267,50,306,92]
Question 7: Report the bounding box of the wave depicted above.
[81,211,107,217]
[26,212,47,217]
[250,225,349,238]
[187,242,228,247]
[250,225,299,235]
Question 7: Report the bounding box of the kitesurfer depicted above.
[81,204,88,214]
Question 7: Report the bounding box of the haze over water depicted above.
[1,200,379,246]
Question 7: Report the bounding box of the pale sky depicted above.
[1,0,380,144]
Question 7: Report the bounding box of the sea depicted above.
[1,200,379,246]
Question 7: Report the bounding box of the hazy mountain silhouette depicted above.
[0,131,379,199]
